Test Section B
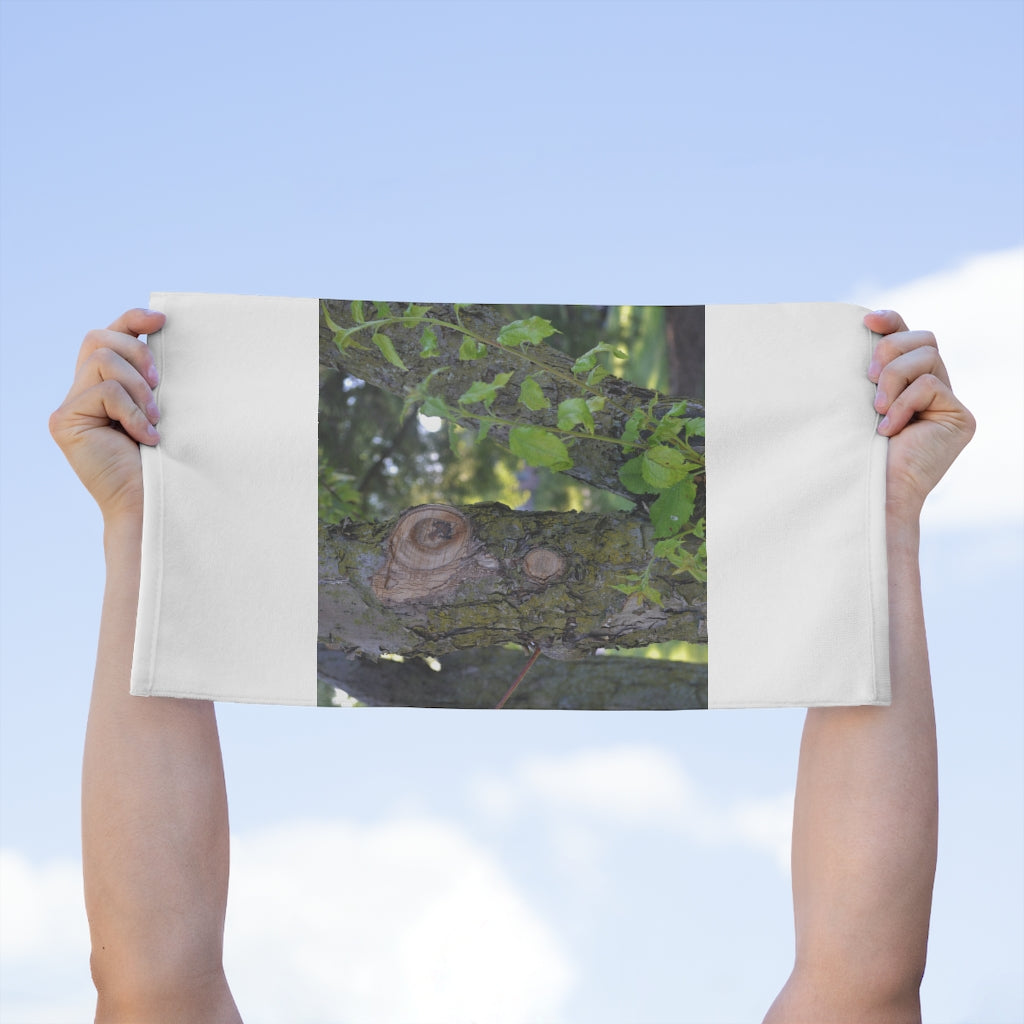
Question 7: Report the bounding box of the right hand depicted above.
[49,308,165,524]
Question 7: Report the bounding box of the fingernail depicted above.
[878,415,890,433]
[146,400,160,423]
[147,364,160,386]
[874,388,887,409]
[872,309,889,317]
[146,423,160,440]
[867,358,881,379]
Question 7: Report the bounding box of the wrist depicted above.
[102,514,143,560]
[886,507,921,559]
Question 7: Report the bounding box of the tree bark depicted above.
[319,503,706,661]
[318,645,707,709]
[665,305,705,401]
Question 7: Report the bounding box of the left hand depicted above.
[864,310,975,526]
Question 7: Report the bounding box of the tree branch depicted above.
[319,503,706,660]
[318,645,707,709]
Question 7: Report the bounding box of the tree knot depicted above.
[372,504,494,605]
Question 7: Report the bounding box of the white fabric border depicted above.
[705,302,890,708]
[131,293,319,704]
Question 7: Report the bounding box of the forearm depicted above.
[83,517,234,1005]
[787,515,937,1005]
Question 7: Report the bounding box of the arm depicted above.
[50,309,242,1023]
[764,310,976,1023]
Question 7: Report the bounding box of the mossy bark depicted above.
[319,502,706,661]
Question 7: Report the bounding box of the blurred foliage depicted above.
[610,639,709,664]
[319,303,670,524]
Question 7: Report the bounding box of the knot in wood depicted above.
[372,504,481,604]
[523,547,566,583]
[390,504,470,571]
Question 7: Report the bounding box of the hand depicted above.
[49,308,165,525]
[864,310,976,525]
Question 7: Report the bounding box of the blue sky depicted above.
[1,1,1022,1021]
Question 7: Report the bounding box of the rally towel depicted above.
[130,294,889,710]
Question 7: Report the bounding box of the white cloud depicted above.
[225,817,573,1024]
[470,744,793,875]
[0,850,94,1023]
[0,819,574,1024]
[848,246,1024,531]
[517,745,694,823]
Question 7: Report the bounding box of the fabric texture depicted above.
[131,293,319,704]
[705,303,889,707]
[131,293,889,708]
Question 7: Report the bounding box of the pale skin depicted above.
[50,307,975,1023]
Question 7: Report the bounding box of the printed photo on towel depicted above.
[317,301,707,710]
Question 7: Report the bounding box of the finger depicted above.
[864,309,910,336]
[52,379,160,447]
[872,344,951,416]
[75,309,164,385]
[876,372,969,437]
[107,307,166,338]
[867,329,946,386]
[69,346,160,425]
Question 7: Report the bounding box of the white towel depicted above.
[131,293,889,708]
[705,303,889,707]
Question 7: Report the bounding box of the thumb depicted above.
[106,307,166,338]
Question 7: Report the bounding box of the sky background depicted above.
[1,1,1022,1022]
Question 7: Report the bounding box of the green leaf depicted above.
[557,397,595,434]
[458,337,487,360]
[641,445,688,490]
[661,542,707,582]
[477,418,494,443]
[684,417,706,439]
[496,317,559,347]
[333,328,366,352]
[419,327,439,358]
[459,372,512,410]
[371,333,407,371]
[621,408,645,450]
[518,376,550,411]
[572,351,597,375]
[351,300,365,324]
[321,301,342,332]
[402,303,430,326]
[508,426,573,471]
[613,577,663,606]
[573,341,624,375]
[373,301,392,320]
[649,416,686,443]
[586,395,605,414]
[586,365,610,386]
[420,395,453,419]
[649,478,697,538]
[618,456,648,495]
[653,537,684,562]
